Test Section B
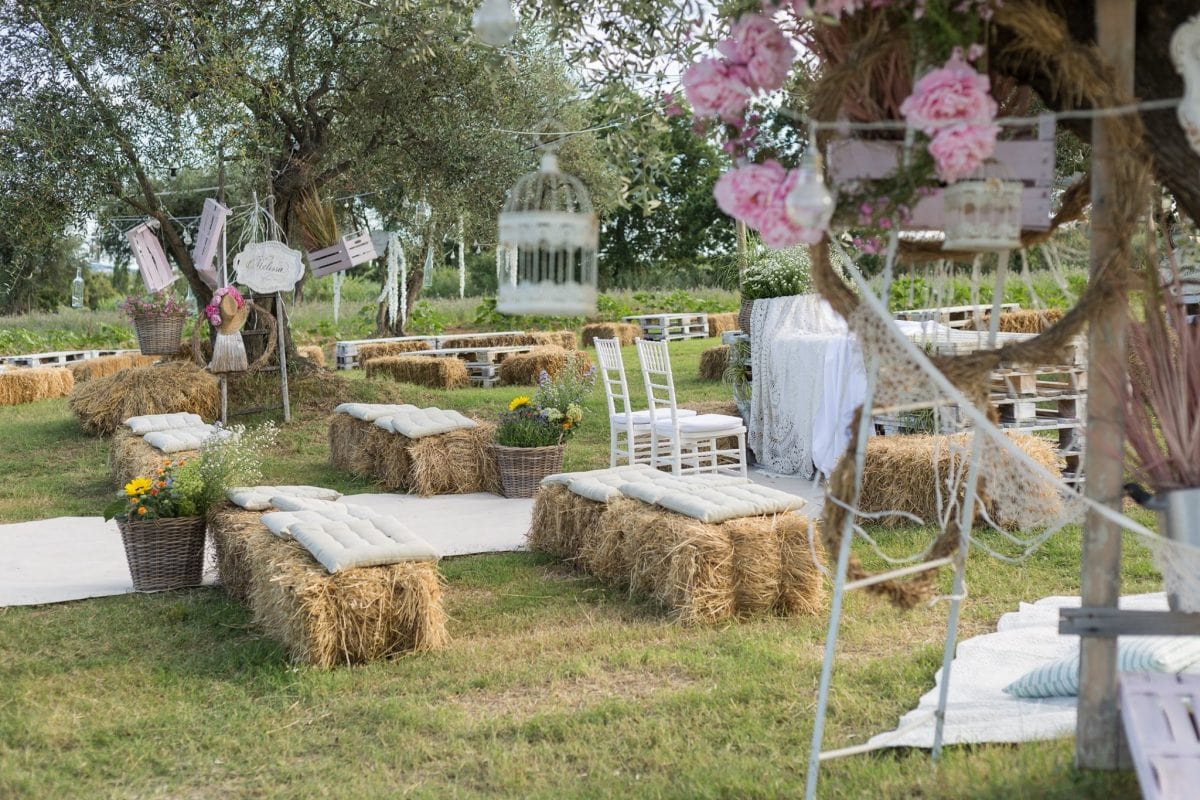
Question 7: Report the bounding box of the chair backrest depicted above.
[593,338,632,419]
[634,338,681,426]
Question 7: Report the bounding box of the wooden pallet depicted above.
[408,344,535,388]
[0,348,136,368]
[1120,672,1200,800]
[895,303,1020,329]
[335,330,524,370]
[991,367,1088,397]
[623,313,709,342]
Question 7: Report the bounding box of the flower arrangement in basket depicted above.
[203,286,250,373]
[103,422,278,591]
[119,290,192,356]
[493,354,595,497]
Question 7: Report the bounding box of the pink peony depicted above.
[899,51,997,134]
[928,122,999,183]
[719,15,796,92]
[682,57,751,123]
[714,160,787,227]
[814,0,865,17]
[756,169,825,249]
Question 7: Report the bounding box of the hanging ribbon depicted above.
[457,215,466,299]
[375,233,406,328]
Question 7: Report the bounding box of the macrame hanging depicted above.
[376,233,406,329]
[496,123,599,316]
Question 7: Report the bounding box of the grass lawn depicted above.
[0,335,1155,798]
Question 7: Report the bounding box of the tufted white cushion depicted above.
[284,514,438,572]
[226,485,343,511]
[542,464,665,503]
[124,412,206,434]
[619,476,805,523]
[333,402,419,422]
[373,406,478,439]
[651,413,745,436]
[142,425,227,453]
[610,408,697,426]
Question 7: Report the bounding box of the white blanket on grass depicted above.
[334,402,419,422]
[373,407,478,439]
[749,295,859,480]
[866,593,1171,749]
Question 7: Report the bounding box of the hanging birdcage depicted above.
[496,130,598,316]
[941,178,1024,252]
[71,267,85,309]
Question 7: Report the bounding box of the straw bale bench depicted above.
[699,345,729,381]
[209,503,448,667]
[497,346,593,386]
[706,312,740,337]
[328,405,499,496]
[581,322,641,347]
[0,366,74,406]
[363,355,470,389]
[528,468,825,623]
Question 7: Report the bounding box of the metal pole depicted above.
[1077,0,1136,771]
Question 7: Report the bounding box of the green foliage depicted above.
[407,300,448,336]
[471,297,586,331]
[740,246,812,301]
[0,320,135,353]
[886,267,1090,312]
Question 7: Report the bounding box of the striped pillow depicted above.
[1004,637,1200,698]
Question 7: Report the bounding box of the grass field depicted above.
[0,332,1155,799]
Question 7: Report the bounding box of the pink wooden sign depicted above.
[126,221,176,292]
[192,198,230,290]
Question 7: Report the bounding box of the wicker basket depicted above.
[117,515,207,591]
[132,313,187,355]
[493,443,566,498]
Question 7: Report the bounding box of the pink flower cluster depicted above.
[204,286,245,327]
[900,50,999,183]
[714,161,823,249]
[682,13,794,124]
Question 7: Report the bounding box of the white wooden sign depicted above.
[126,221,176,293]
[232,241,305,294]
[1171,14,1200,156]
[192,198,230,290]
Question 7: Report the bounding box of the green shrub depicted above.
[408,300,448,335]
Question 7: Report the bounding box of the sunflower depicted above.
[124,477,152,497]
[508,395,531,411]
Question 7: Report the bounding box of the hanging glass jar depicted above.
[71,267,85,309]
[496,126,598,316]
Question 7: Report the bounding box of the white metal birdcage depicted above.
[496,135,598,316]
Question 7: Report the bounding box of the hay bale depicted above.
[0,367,74,406]
[364,355,470,389]
[69,361,218,435]
[353,422,500,496]
[605,498,824,623]
[440,333,525,349]
[328,414,377,475]
[109,429,197,487]
[964,308,1065,334]
[699,346,730,381]
[296,344,326,367]
[581,322,641,347]
[68,354,159,383]
[498,346,593,386]
[528,485,607,565]
[208,503,449,667]
[856,432,1064,528]
[355,340,432,362]
[706,312,740,337]
[527,330,578,350]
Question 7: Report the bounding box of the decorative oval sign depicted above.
[232,241,305,294]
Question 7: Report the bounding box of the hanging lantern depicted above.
[496,130,598,316]
[472,0,518,47]
[784,150,835,232]
[941,178,1023,252]
[71,267,85,309]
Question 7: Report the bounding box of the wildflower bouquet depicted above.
[496,354,595,448]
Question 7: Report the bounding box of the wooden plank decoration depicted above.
[126,221,176,293]
[307,231,378,278]
[1119,673,1200,800]
[828,120,1056,232]
[192,198,231,290]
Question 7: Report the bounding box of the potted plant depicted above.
[739,244,812,333]
[493,354,595,498]
[103,423,277,591]
[1122,254,1200,611]
[119,290,192,355]
[296,190,377,278]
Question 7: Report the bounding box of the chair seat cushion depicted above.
[618,476,805,523]
[652,413,745,435]
[611,408,697,426]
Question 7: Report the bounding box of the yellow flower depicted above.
[508,396,531,411]
[124,477,152,497]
